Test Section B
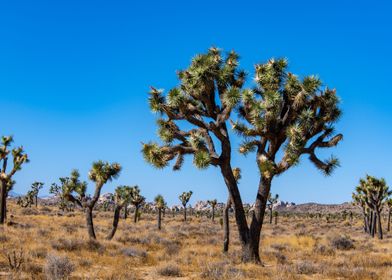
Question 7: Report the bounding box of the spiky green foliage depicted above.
[267,193,279,207]
[179,191,193,207]
[114,185,134,207]
[142,47,247,171]
[130,186,145,207]
[207,199,218,208]
[0,136,29,223]
[233,59,342,177]
[154,194,166,209]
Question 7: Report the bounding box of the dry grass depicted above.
[0,202,391,279]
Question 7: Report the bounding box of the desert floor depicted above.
[0,203,391,279]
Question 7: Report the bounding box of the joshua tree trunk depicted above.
[269,207,273,224]
[388,210,391,232]
[35,195,38,208]
[275,213,278,225]
[134,206,139,223]
[157,209,162,230]
[220,159,271,263]
[124,206,128,220]
[86,207,96,239]
[212,206,215,222]
[369,211,374,237]
[376,210,383,239]
[223,195,231,253]
[183,206,187,222]
[106,205,121,240]
[363,210,369,233]
[0,179,7,224]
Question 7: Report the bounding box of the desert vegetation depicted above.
[1,48,391,279]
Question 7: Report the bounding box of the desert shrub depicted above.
[0,234,8,242]
[51,238,82,252]
[157,263,182,277]
[330,236,354,250]
[84,239,105,253]
[200,261,244,280]
[44,254,74,280]
[296,261,318,275]
[21,208,39,216]
[23,262,42,275]
[78,258,92,268]
[164,241,181,256]
[274,252,288,264]
[313,244,335,256]
[30,247,48,259]
[36,228,50,237]
[121,248,148,259]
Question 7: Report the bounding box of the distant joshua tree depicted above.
[179,191,193,221]
[106,186,133,240]
[155,194,166,230]
[0,136,29,223]
[130,186,145,223]
[207,199,218,222]
[387,198,392,232]
[267,194,279,224]
[353,175,391,239]
[30,182,44,207]
[58,161,121,239]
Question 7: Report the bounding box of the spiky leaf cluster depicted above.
[234,59,343,177]
[143,48,247,171]
[354,175,391,212]
[0,136,29,190]
[154,194,166,209]
[179,191,193,207]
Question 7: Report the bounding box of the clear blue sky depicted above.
[1,0,391,205]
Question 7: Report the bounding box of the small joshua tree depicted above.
[353,175,391,239]
[155,194,166,230]
[106,186,133,240]
[179,191,193,221]
[30,181,44,207]
[130,186,145,223]
[207,199,218,222]
[273,211,278,225]
[0,136,29,223]
[267,194,279,224]
[59,161,121,239]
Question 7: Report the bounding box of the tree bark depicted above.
[134,206,139,223]
[0,179,6,224]
[106,205,121,240]
[183,206,187,222]
[223,195,231,252]
[388,210,391,232]
[86,208,96,239]
[245,176,271,263]
[212,206,215,222]
[269,207,273,224]
[158,209,162,230]
[376,210,383,240]
[124,206,128,220]
[275,213,278,225]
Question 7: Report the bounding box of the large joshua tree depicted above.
[141,48,342,262]
[179,191,193,221]
[106,185,133,240]
[267,193,279,224]
[155,194,166,230]
[0,136,29,224]
[59,161,121,239]
[130,186,145,223]
[231,58,343,261]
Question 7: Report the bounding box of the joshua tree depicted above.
[352,191,371,234]
[31,182,44,207]
[0,136,29,224]
[179,191,193,221]
[207,199,218,222]
[130,186,145,223]
[141,48,342,263]
[353,176,390,239]
[231,58,343,261]
[155,194,166,230]
[106,186,133,240]
[267,193,279,224]
[58,161,121,239]
[387,198,392,232]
